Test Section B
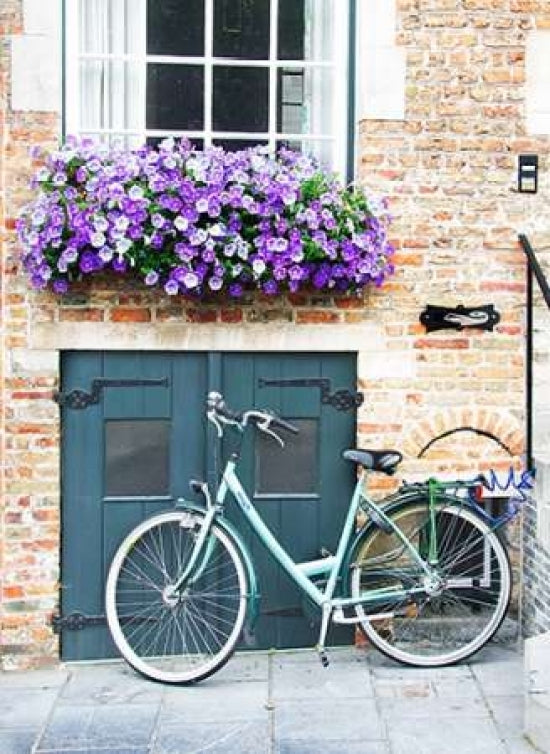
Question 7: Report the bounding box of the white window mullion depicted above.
[64,0,80,136]
[69,0,351,173]
[268,0,279,154]
[204,0,214,146]
[333,0,350,177]
[137,0,147,144]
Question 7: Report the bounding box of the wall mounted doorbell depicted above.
[518,154,539,194]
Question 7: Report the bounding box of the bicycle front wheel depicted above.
[105,510,248,684]
[349,496,512,667]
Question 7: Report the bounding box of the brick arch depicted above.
[402,408,524,460]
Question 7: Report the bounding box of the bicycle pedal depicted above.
[318,651,330,668]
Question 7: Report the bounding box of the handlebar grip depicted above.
[271,416,299,435]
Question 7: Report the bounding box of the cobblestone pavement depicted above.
[0,643,539,754]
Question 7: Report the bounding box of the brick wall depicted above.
[2,0,550,666]
[525,229,550,636]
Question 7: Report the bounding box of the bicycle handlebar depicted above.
[206,391,299,441]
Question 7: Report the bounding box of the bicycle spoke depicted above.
[106,512,248,683]
[351,498,511,666]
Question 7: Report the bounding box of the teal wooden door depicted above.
[222,353,357,649]
[60,351,357,659]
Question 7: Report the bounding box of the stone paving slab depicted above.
[0,643,540,754]
[273,697,385,743]
[154,721,270,754]
[35,704,159,752]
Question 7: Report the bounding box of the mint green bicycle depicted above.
[105,392,512,684]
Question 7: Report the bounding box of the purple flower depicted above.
[18,137,394,299]
[52,278,69,294]
[263,280,278,296]
[229,283,243,298]
[79,251,101,273]
[144,270,159,286]
[164,279,179,295]
[112,257,127,273]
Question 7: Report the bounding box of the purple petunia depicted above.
[17,138,394,298]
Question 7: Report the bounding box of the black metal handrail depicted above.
[519,233,550,469]
[519,234,550,309]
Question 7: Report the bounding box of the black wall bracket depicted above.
[420,304,500,333]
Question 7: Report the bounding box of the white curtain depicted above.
[79,0,145,144]
[279,0,335,167]
[304,0,334,137]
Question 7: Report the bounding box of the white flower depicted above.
[209,223,226,239]
[114,216,130,232]
[190,229,207,246]
[183,272,200,289]
[115,238,132,255]
[174,216,189,232]
[252,259,266,276]
[208,276,223,291]
[128,185,145,201]
[98,247,114,262]
[90,232,106,248]
[36,168,50,182]
[93,216,109,232]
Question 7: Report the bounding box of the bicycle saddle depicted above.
[343,449,403,475]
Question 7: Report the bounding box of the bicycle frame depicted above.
[210,458,433,615]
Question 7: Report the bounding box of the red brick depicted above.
[110,307,151,322]
[220,308,243,323]
[186,309,218,324]
[59,308,104,322]
[296,311,340,324]
[414,338,470,349]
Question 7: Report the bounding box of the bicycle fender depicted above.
[342,491,483,590]
[174,500,261,632]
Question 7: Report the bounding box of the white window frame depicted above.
[64,0,351,175]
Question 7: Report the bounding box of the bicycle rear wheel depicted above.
[349,496,511,667]
[105,509,248,684]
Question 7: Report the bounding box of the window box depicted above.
[18,139,394,299]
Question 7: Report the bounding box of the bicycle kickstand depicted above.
[316,603,332,668]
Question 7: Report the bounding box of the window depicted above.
[64,0,352,173]
[255,418,318,496]
[105,419,170,497]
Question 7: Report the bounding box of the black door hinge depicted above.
[51,610,161,633]
[54,377,169,409]
[258,378,363,412]
[51,611,106,633]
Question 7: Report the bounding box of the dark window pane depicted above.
[277,67,334,135]
[278,0,304,60]
[256,419,318,495]
[213,138,268,151]
[213,66,268,132]
[105,420,170,497]
[147,65,204,130]
[147,0,205,56]
[213,0,270,59]
[277,68,304,133]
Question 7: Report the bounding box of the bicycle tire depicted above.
[349,494,512,667]
[105,509,248,684]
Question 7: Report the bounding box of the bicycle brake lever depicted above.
[257,418,285,448]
